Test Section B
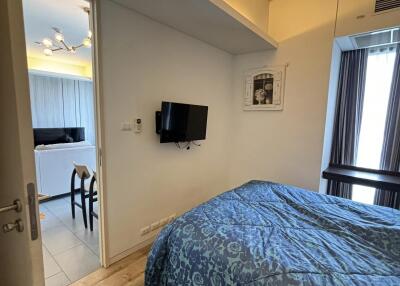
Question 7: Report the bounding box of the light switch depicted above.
[140,226,150,235]
[121,121,132,131]
[168,214,176,223]
[160,217,169,226]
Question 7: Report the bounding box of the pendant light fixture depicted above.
[35,7,92,56]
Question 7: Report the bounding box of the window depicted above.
[352,48,396,204]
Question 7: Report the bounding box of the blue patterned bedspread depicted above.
[145,181,400,285]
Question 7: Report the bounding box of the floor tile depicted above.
[45,271,70,286]
[40,207,63,232]
[74,227,100,256]
[42,225,82,255]
[40,197,101,282]
[63,194,81,204]
[89,242,100,257]
[42,199,70,213]
[54,244,100,282]
[42,246,61,279]
[55,208,90,234]
[63,195,99,214]
[40,204,48,212]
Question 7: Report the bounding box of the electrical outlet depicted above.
[141,226,150,235]
[143,215,177,236]
[150,221,160,231]
[121,121,132,131]
[168,214,176,223]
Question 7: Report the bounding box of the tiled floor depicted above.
[40,196,100,286]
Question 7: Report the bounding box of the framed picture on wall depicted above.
[243,65,286,111]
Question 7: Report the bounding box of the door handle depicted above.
[27,183,39,240]
[0,199,22,214]
[3,219,24,233]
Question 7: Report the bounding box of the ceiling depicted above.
[23,0,92,66]
[113,0,277,54]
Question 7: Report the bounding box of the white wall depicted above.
[319,41,342,193]
[227,0,338,191]
[98,0,233,259]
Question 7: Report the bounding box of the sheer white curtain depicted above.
[61,78,79,128]
[28,73,96,145]
[352,49,396,204]
[29,74,64,128]
[77,80,96,146]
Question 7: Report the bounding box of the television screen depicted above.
[160,102,208,143]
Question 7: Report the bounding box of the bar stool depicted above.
[88,171,98,231]
[70,163,91,229]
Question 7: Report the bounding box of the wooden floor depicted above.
[71,246,150,286]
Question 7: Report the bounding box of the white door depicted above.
[0,0,45,285]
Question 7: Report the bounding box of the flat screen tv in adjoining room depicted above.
[33,127,85,146]
[156,102,208,143]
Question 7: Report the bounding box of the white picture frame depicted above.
[243,65,286,111]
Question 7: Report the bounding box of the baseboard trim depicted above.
[38,190,80,203]
[108,236,156,265]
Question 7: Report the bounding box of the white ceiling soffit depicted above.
[337,27,400,51]
[112,0,278,55]
[23,0,92,66]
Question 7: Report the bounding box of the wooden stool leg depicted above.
[89,176,96,231]
[71,169,76,219]
[80,178,88,229]
[89,192,93,232]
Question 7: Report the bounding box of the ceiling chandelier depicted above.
[35,7,92,56]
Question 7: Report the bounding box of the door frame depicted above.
[89,0,110,267]
[21,0,110,269]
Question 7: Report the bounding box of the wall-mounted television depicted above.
[156,102,208,143]
[33,127,85,146]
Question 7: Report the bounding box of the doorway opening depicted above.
[22,0,103,284]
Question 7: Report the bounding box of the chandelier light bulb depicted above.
[43,48,53,56]
[38,25,91,56]
[55,32,64,42]
[83,37,92,48]
[42,38,52,47]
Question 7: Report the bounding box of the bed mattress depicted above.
[145,181,400,285]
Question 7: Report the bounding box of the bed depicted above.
[145,181,400,285]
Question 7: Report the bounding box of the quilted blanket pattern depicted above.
[145,181,400,285]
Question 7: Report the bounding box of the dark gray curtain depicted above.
[327,49,368,199]
[374,44,400,209]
